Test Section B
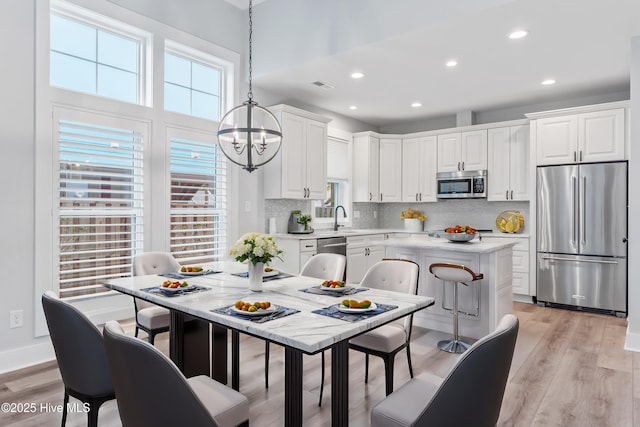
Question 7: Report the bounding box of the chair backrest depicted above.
[132,252,181,310]
[416,314,519,426]
[41,291,114,396]
[103,320,218,427]
[133,252,181,276]
[300,253,347,281]
[360,258,419,331]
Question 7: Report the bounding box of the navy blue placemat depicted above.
[312,303,398,322]
[299,286,368,297]
[231,272,294,281]
[141,284,211,297]
[211,305,299,323]
[159,270,222,280]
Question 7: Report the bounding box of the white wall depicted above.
[625,36,640,350]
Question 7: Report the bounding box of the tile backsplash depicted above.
[267,199,530,234]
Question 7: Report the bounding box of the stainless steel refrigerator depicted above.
[537,162,628,315]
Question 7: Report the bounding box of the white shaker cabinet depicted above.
[378,138,403,203]
[437,130,487,172]
[535,108,625,165]
[487,125,529,201]
[402,136,437,202]
[482,235,530,296]
[353,133,380,202]
[263,105,331,199]
[346,234,385,283]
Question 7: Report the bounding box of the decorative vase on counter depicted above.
[248,262,264,292]
[404,218,424,232]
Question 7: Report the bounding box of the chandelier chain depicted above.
[247,0,253,100]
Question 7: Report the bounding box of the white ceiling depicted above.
[229,0,640,127]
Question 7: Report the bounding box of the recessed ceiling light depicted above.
[351,72,364,79]
[509,30,529,39]
[349,105,357,110]
[411,102,422,108]
[446,60,457,68]
[541,79,556,85]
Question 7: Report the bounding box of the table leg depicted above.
[284,347,303,427]
[331,341,349,427]
[232,330,240,391]
[211,324,229,384]
[169,311,210,378]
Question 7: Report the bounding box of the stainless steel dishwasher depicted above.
[316,236,347,256]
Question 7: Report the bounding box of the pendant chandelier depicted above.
[217,0,282,173]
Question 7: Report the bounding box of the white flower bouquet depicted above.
[229,232,283,265]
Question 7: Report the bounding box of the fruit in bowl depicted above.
[234,300,271,312]
[322,280,345,288]
[444,225,477,234]
[341,299,372,309]
[180,265,203,273]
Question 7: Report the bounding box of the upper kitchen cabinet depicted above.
[353,133,380,202]
[263,105,331,199]
[487,124,529,201]
[437,130,487,172]
[379,137,402,202]
[532,105,626,166]
[402,136,437,202]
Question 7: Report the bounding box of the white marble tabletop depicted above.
[103,262,434,354]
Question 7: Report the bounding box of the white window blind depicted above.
[58,117,144,298]
[170,136,227,263]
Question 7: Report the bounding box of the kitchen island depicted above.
[385,235,516,339]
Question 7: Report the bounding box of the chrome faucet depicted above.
[334,205,347,231]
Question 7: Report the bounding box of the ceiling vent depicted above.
[311,81,335,90]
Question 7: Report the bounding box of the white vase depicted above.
[248,262,264,292]
[404,218,423,232]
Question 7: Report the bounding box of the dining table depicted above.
[103,261,435,426]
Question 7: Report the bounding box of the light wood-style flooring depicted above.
[0,302,637,426]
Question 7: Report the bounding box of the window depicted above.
[49,4,148,104]
[169,130,227,263]
[164,48,223,120]
[56,109,145,298]
[314,135,351,222]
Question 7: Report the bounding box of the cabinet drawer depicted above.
[299,240,317,252]
[513,250,529,272]
[512,272,529,295]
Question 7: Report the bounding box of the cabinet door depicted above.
[299,251,316,274]
[367,246,385,269]
[418,136,438,202]
[346,247,367,284]
[509,125,529,201]
[379,138,402,202]
[461,130,487,171]
[280,112,306,198]
[536,115,578,165]
[437,133,462,172]
[305,120,328,199]
[578,108,625,162]
[353,135,380,202]
[402,137,421,202]
[487,127,511,201]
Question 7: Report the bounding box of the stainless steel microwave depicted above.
[436,170,487,199]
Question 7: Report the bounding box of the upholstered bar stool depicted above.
[429,263,483,354]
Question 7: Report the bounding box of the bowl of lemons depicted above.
[496,210,524,233]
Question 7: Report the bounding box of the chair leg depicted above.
[383,355,395,396]
[406,343,414,378]
[364,353,369,384]
[134,326,139,338]
[148,331,155,345]
[61,391,69,427]
[264,341,270,388]
[87,406,99,427]
[318,350,325,407]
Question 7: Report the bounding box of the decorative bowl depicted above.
[443,232,477,242]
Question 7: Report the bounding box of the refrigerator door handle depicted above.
[580,175,586,246]
[571,175,578,247]
[541,255,619,265]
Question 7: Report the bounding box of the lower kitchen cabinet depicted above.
[346,234,385,283]
[482,235,530,296]
[273,238,317,274]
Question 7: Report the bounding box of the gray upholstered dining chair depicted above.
[41,291,115,427]
[318,258,420,405]
[132,252,181,344]
[264,253,347,393]
[370,314,519,427]
[103,320,249,427]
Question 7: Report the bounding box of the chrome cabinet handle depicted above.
[419,193,422,201]
[511,190,514,200]
[415,193,419,201]
[580,176,586,245]
[506,190,509,200]
[369,192,372,201]
[571,176,577,246]
[574,151,577,162]
[461,161,465,170]
[580,150,583,162]
[380,193,383,202]
[457,161,461,171]
[541,255,618,265]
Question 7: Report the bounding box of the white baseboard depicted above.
[624,327,640,352]
[0,339,56,375]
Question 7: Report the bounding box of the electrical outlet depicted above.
[9,310,23,329]
[353,210,360,219]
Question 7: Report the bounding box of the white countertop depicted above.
[385,236,517,253]
[274,229,529,240]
